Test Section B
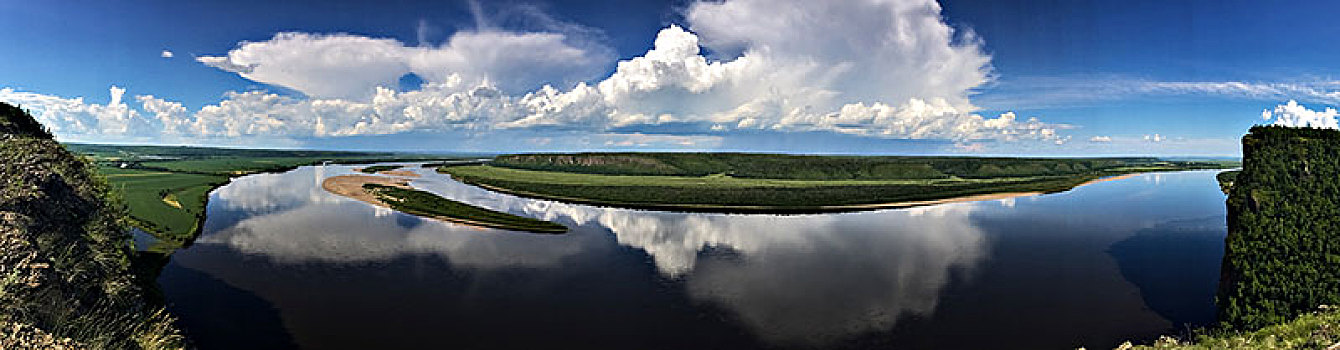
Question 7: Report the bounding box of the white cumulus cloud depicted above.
[197,30,612,100]
[6,0,1067,146]
[1261,100,1339,129]
[0,86,154,137]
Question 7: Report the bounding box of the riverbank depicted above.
[441,164,1168,213]
[321,175,567,233]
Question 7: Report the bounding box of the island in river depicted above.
[441,153,1236,213]
[322,173,567,234]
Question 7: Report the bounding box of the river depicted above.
[157,164,1228,349]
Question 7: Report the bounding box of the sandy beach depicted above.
[321,175,411,206]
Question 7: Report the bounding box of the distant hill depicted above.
[0,102,183,348]
[1218,125,1340,330]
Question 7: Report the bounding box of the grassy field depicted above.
[444,165,1097,212]
[363,184,567,233]
[442,154,1235,212]
[74,143,475,248]
[98,167,228,242]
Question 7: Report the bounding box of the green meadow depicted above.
[442,153,1236,212]
[73,144,475,248]
[363,184,567,234]
[99,167,227,242]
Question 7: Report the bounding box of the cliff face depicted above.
[0,102,182,349]
[1218,125,1340,330]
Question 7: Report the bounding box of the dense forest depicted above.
[1218,125,1340,330]
[0,102,183,348]
[492,152,1225,180]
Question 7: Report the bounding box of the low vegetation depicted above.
[1125,307,1339,350]
[358,165,403,174]
[1217,170,1240,195]
[362,184,567,233]
[1,102,184,348]
[1218,126,1340,330]
[443,154,1233,212]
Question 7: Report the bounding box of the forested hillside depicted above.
[1218,125,1340,330]
[0,102,183,348]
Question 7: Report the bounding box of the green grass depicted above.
[138,157,327,175]
[358,165,403,173]
[1127,308,1340,349]
[442,156,1232,212]
[362,184,567,233]
[73,144,476,247]
[442,165,1103,212]
[99,167,227,242]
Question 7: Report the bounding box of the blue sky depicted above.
[3,0,1338,155]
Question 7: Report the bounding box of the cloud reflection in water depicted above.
[202,165,990,344]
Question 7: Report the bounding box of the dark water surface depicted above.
[158,165,1228,349]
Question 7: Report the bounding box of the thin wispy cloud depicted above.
[977,75,1340,110]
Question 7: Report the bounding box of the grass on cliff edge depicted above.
[1123,307,1340,350]
[1,102,184,349]
[362,184,566,234]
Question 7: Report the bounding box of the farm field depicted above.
[98,167,227,243]
[73,143,477,246]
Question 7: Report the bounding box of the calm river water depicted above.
[158,164,1228,349]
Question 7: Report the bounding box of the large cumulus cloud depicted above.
[1,0,1067,145]
[197,30,611,99]
[1262,100,1339,129]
